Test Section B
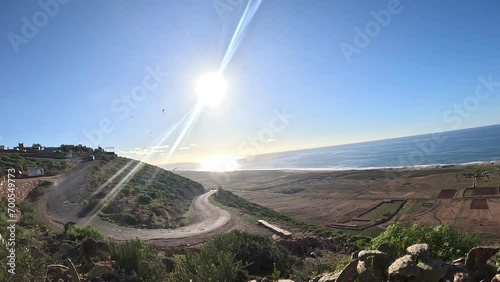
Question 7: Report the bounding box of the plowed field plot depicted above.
[470,199,488,209]
[464,187,499,197]
[438,189,457,199]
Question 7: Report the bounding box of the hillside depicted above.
[81,156,205,228]
[0,153,74,177]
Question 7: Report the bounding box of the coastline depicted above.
[185,159,500,173]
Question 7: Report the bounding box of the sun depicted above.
[196,72,227,106]
[199,155,240,172]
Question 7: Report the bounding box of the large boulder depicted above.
[417,257,447,282]
[388,255,421,281]
[335,259,359,282]
[465,247,499,271]
[407,244,429,261]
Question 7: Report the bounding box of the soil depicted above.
[179,163,500,238]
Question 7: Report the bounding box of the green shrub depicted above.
[205,230,294,276]
[137,194,153,204]
[68,225,104,241]
[0,227,53,281]
[370,222,481,261]
[120,212,139,225]
[110,238,149,274]
[170,248,243,282]
[110,238,166,281]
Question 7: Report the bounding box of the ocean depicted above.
[237,124,500,170]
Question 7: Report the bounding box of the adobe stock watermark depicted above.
[213,0,244,21]
[79,65,169,148]
[384,74,499,181]
[339,0,409,63]
[7,0,70,54]
[210,107,295,186]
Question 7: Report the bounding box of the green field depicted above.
[359,200,406,221]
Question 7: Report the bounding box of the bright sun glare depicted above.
[196,72,227,106]
[200,155,240,172]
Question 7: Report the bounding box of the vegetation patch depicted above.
[358,200,405,221]
[83,157,204,228]
[0,153,74,177]
[214,188,351,239]
[370,222,481,261]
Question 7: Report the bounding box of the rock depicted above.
[444,264,469,282]
[357,260,378,281]
[388,255,421,281]
[356,250,391,280]
[357,250,383,261]
[249,276,263,282]
[417,258,447,282]
[351,251,359,260]
[87,265,113,279]
[335,259,359,282]
[377,242,398,260]
[96,241,111,257]
[317,272,340,282]
[465,247,500,271]
[407,243,429,260]
[59,243,79,261]
[454,272,469,282]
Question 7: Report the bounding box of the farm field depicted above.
[179,162,500,237]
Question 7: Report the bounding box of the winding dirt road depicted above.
[45,160,231,244]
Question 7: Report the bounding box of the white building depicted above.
[0,145,8,150]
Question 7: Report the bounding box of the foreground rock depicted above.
[308,244,499,282]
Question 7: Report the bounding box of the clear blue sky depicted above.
[2,0,500,166]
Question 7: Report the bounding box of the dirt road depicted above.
[45,160,231,244]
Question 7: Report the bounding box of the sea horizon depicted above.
[161,123,500,171]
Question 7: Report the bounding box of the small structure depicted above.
[0,145,8,150]
[27,167,44,177]
[257,220,292,238]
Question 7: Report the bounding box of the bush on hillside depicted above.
[170,248,243,282]
[370,222,481,261]
[120,212,139,225]
[110,238,166,281]
[205,230,295,277]
[67,225,104,241]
